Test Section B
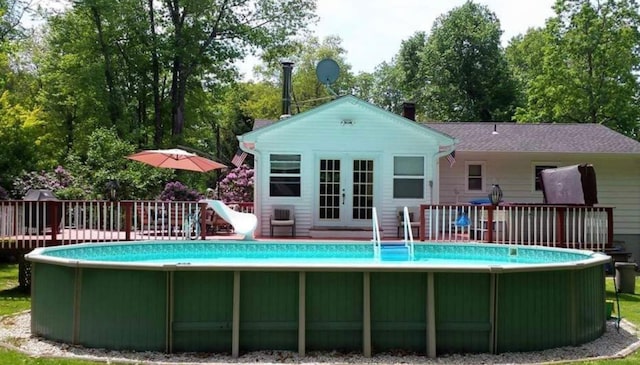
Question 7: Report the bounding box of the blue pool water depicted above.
[35,240,598,268]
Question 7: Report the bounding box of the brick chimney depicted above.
[402,102,416,121]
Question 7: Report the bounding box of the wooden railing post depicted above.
[49,200,59,246]
[199,202,208,240]
[486,207,494,243]
[123,201,133,241]
[606,208,614,248]
[556,207,565,247]
[419,204,426,241]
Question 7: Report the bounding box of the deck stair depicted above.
[309,226,378,239]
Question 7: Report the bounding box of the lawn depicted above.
[1,263,639,364]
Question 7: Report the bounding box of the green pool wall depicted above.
[30,262,607,356]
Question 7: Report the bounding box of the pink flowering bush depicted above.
[159,181,202,201]
[11,166,87,199]
[218,165,254,203]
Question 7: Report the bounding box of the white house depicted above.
[238,96,640,256]
[238,95,457,238]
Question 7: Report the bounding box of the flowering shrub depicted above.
[217,165,254,203]
[159,181,202,201]
[11,166,83,198]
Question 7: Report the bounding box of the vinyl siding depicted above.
[246,98,452,237]
[439,152,640,235]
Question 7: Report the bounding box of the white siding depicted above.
[439,152,640,235]
[245,98,454,237]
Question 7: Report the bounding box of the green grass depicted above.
[0,264,639,364]
[0,263,30,316]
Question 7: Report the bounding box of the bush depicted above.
[159,181,202,201]
[0,186,8,200]
[217,165,254,203]
[11,166,87,199]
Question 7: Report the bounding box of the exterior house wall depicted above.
[242,97,455,238]
[439,151,640,237]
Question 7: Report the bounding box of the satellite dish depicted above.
[316,58,340,85]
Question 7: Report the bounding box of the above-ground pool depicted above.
[26,241,610,358]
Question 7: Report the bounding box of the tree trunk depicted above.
[168,0,185,138]
[89,5,121,127]
[169,56,185,137]
[148,0,163,147]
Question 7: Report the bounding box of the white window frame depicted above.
[393,156,425,199]
[532,162,559,192]
[269,154,302,197]
[465,161,485,192]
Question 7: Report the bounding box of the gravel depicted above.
[1,311,639,364]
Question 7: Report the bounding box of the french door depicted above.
[317,157,375,226]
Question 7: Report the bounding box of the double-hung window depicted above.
[466,162,484,191]
[393,156,424,199]
[270,154,301,197]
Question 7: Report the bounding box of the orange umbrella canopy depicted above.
[127,148,226,172]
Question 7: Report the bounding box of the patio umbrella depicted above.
[127,148,226,172]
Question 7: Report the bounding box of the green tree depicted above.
[0,91,45,188]
[34,0,316,162]
[504,29,547,115]
[419,1,518,121]
[0,0,28,46]
[36,10,114,158]
[396,31,427,104]
[512,0,640,138]
[241,81,281,120]
[80,128,172,199]
[160,0,316,139]
[367,60,405,114]
[243,35,358,117]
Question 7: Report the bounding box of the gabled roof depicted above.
[426,122,640,154]
[248,102,640,154]
[241,95,457,147]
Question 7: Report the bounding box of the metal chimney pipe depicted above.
[281,61,294,116]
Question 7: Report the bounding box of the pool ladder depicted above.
[372,207,414,260]
[372,207,382,259]
[400,206,415,259]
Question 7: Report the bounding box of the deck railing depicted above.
[0,200,614,252]
[419,204,613,252]
[0,200,255,249]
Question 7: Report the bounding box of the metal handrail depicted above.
[372,207,381,259]
[402,206,415,259]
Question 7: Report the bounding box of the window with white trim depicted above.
[534,164,557,191]
[393,156,424,199]
[269,154,301,197]
[466,163,484,191]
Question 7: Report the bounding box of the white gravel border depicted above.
[1,311,639,364]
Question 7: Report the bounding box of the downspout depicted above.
[431,145,456,204]
[238,137,260,235]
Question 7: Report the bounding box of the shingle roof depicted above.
[252,118,640,154]
[425,122,640,153]
[253,119,273,130]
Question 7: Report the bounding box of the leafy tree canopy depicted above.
[419,1,518,121]
[510,0,640,138]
